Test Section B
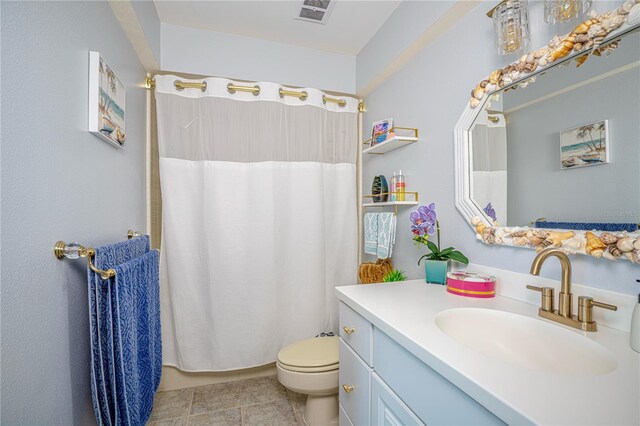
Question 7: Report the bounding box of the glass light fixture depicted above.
[544,0,592,24]
[489,0,531,56]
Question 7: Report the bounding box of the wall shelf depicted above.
[363,192,419,214]
[362,201,419,208]
[363,127,418,155]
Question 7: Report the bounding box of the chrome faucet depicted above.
[526,248,617,332]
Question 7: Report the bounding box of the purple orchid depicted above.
[410,203,437,236]
[483,202,497,222]
[410,202,469,267]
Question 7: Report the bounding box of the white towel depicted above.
[364,213,378,255]
[376,213,396,259]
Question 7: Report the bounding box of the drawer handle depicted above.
[342,384,355,394]
[343,326,356,335]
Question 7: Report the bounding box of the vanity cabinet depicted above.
[339,301,504,425]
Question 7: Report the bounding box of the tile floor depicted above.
[148,375,307,426]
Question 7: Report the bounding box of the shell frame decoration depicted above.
[454,0,640,264]
[470,217,640,264]
[469,0,640,109]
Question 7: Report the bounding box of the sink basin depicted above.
[435,308,617,376]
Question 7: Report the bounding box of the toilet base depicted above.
[303,393,338,426]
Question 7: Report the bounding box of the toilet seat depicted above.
[277,336,339,373]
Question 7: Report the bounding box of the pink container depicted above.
[446,272,496,298]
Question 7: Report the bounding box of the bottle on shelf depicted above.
[390,172,397,202]
[396,169,405,201]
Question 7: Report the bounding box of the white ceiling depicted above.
[153,1,402,55]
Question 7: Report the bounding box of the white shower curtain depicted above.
[154,75,358,371]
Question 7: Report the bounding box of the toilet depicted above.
[277,336,339,426]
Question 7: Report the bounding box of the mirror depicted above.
[454,16,640,262]
[469,31,639,230]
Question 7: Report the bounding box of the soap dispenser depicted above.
[632,279,640,353]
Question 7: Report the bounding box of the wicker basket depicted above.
[359,258,393,284]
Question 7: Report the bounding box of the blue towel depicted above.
[376,213,396,259]
[111,250,161,426]
[364,213,378,255]
[88,236,154,426]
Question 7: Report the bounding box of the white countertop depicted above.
[336,280,640,426]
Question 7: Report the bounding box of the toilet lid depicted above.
[277,336,339,371]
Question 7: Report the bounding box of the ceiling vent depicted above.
[296,0,334,24]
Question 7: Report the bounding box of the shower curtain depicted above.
[154,75,358,371]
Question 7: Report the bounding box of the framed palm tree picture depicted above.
[88,51,126,149]
[559,120,609,169]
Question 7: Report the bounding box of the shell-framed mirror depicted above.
[454,1,640,263]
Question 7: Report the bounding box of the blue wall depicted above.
[1,2,147,423]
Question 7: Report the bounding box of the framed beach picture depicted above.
[560,120,609,169]
[88,51,126,149]
[371,118,393,146]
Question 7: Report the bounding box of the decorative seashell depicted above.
[607,244,623,257]
[601,14,626,31]
[482,228,497,244]
[575,54,589,67]
[548,35,563,49]
[470,98,480,108]
[618,0,633,14]
[485,83,497,93]
[479,79,489,88]
[616,237,635,252]
[512,236,529,246]
[527,235,545,247]
[506,230,528,238]
[584,40,594,50]
[599,232,618,245]
[562,235,585,254]
[602,251,618,261]
[489,70,501,84]
[572,19,598,35]
[545,231,576,247]
[519,54,528,64]
[633,238,640,250]
[551,36,576,61]
[472,86,485,100]
[624,250,640,263]
[531,230,549,239]
[585,231,607,257]
[501,75,513,85]
[495,237,503,245]
[574,34,590,43]
[539,57,549,67]
[573,42,583,51]
[587,24,603,38]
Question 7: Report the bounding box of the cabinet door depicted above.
[339,339,371,426]
[373,328,505,425]
[339,302,373,366]
[371,373,424,426]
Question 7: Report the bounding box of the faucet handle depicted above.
[578,296,618,326]
[526,285,555,312]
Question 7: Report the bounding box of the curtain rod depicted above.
[145,77,367,112]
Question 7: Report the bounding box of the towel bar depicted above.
[54,230,143,279]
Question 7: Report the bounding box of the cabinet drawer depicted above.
[373,328,505,425]
[371,373,424,426]
[339,339,371,426]
[339,403,354,426]
[339,302,373,366]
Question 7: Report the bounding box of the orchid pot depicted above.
[424,259,450,285]
[410,203,469,285]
